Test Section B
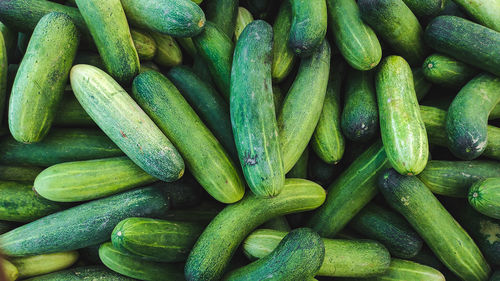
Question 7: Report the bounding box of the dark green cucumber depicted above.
[121,0,205,37]
[311,61,345,164]
[70,64,184,182]
[140,61,161,73]
[379,168,491,281]
[418,160,500,197]
[99,242,184,281]
[327,0,382,70]
[73,51,105,70]
[24,266,135,281]
[0,32,6,125]
[53,94,95,127]
[288,0,327,57]
[446,73,500,160]
[162,201,221,224]
[0,21,17,63]
[376,56,429,175]
[234,7,253,41]
[409,246,447,273]
[413,68,432,101]
[0,186,171,256]
[279,40,331,173]
[223,228,324,281]
[425,16,500,77]
[185,178,326,281]
[349,203,423,258]
[286,147,309,179]
[177,37,197,58]
[271,1,296,82]
[422,54,478,88]
[452,0,500,32]
[243,228,391,277]
[151,32,182,67]
[469,178,500,219]
[192,54,215,87]
[307,151,341,186]
[11,251,79,279]
[205,0,238,38]
[79,244,101,265]
[402,0,447,17]
[0,258,17,281]
[34,156,157,202]
[230,20,284,197]
[440,0,467,17]
[130,29,156,61]
[75,0,139,84]
[8,12,78,143]
[364,259,445,281]
[359,0,427,65]
[0,166,42,182]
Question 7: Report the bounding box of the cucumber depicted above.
[413,68,432,101]
[70,64,184,182]
[402,0,447,17]
[8,12,78,143]
[205,0,238,38]
[422,54,478,88]
[379,168,491,281]
[224,228,324,281]
[75,0,139,84]
[286,147,309,179]
[230,20,284,197]
[409,246,447,273]
[0,21,18,63]
[151,32,183,67]
[130,29,156,61]
[279,40,331,173]
[272,85,285,116]
[446,73,500,160]
[451,0,500,32]
[418,160,500,197]
[79,243,102,264]
[53,94,95,127]
[307,151,341,186]
[288,0,327,57]
[271,1,296,82]
[177,37,197,58]
[140,61,161,73]
[376,56,429,175]
[73,51,105,70]
[359,0,427,66]
[185,178,326,281]
[0,258,17,281]
[311,61,345,164]
[0,165,43,182]
[192,55,215,87]
[243,229,391,277]
[0,33,6,124]
[162,201,221,224]
[341,68,378,142]
[121,0,205,37]
[349,203,423,258]
[24,266,135,281]
[0,128,123,167]
[469,178,500,219]
[425,16,500,77]
[234,7,253,41]
[327,0,382,70]
[0,185,171,256]
[308,141,389,237]
[10,251,79,279]
[492,104,500,120]
[364,259,445,281]
[261,216,291,232]
[34,156,157,202]
[99,242,184,281]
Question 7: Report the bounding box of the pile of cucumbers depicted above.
[0,0,499,280]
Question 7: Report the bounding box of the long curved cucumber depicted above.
[451,0,500,32]
[469,178,500,219]
[70,64,184,182]
[272,1,296,82]
[364,259,445,281]
[205,0,238,38]
[53,94,94,127]
[288,0,327,57]
[0,166,43,182]
[151,32,183,67]
[130,29,156,61]
[402,0,447,17]
[11,251,79,279]
[185,178,326,281]
[23,266,135,281]
[422,54,478,88]
[235,7,253,41]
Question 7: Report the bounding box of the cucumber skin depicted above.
[452,0,500,32]
[469,178,500,219]
[446,73,500,160]
[151,32,183,67]
[185,178,326,281]
[8,12,79,143]
[131,71,244,204]
[287,147,309,179]
[327,0,382,70]
[235,7,253,41]
[379,169,491,281]
[376,56,429,175]
[11,251,78,279]
[23,266,135,281]
[402,0,446,17]
[425,16,500,77]
[0,166,43,182]
[364,259,445,281]
[279,40,331,173]
[0,33,6,125]
[70,65,184,182]
[0,186,170,257]
[1,258,17,281]
[289,0,327,57]
[205,0,238,38]
[0,21,18,63]
[53,94,95,127]
[230,20,284,198]
[413,68,432,101]
[271,1,296,82]
[130,29,156,61]
[422,54,478,88]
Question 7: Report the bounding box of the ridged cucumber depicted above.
[422,53,478,88]
[205,0,238,38]
[469,178,500,219]
[0,165,43,182]
[402,0,447,17]
[288,0,327,57]
[151,32,183,67]
[451,0,500,32]
[234,7,253,41]
[10,251,79,279]
[363,259,445,281]
[271,1,296,82]
[23,266,135,281]
[130,29,156,61]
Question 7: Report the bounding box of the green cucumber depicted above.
[130,29,156,61]
[359,0,427,65]
[112,218,204,262]
[53,94,95,127]
[73,51,105,70]
[261,216,291,232]
[185,178,326,281]
[425,16,500,77]
[75,0,139,84]
[364,259,445,281]
[205,0,238,38]
[0,32,6,124]
[99,242,184,281]
[402,0,447,17]
[70,64,184,182]
[376,56,429,175]
[140,61,161,73]
[422,54,478,88]
[1,258,17,281]
[271,1,296,82]
[223,228,324,281]
[151,32,183,67]
[234,7,253,41]
[34,156,157,202]
[286,147,309,179]
[288,0,327,57]
[230,20,284,197]
[8,12,78,143]
[121,0,205,37]
[0,165,43,182]
[24,266,135,281]
[327,0,382,70]
[379,168,491,281]
[469,178,500,219]
[243,229,390,277]
[409,246,447,273]
[177,37,197,58]
[0,186,171,256]
[492,104,500,120]
[11,251,79,279]
[418,160,500,197]
[451,0,500,32]
[192,55,215,87]
[0,21,18,63]
[307,152,341,186]
[413,68,432,101]
[162,201,221,224]
[279,40,330,173]
[446,73,500,160]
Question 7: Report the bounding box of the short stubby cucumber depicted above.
[272,1,296,82]
[422,53,478,88]
[205,0,238,38]
[288,0,327,57]
[452,0,500,32]
[469,178,500,219]
[22,265,135,281]
[10,251,79,279]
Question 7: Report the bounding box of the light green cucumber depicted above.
[0,258,18,281]
[23,266,135,281]
[289,0,328,57]
[151,32,183,67]
[0,166,43,182]
[272,1,296,82]
[10,251,79,279]
[452,0,500,32]
[234,7,253,41]
[205,0,238,38]
[469,178,500,219]
[130,29,156,61]
[363,259,445,281]
[422,53,478,88]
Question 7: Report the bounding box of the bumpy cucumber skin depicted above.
[130,29,156,61]
[0,165,43,182]
[359,0,427,66]
[205,0,238,38]
[185,178,326,281]
[53,94,94,127]
[230,20,284,198]
[151,32,183,67]
[446,73,500,160]
[8,12,78,143]
[469,178,500,219]
[132,71,244,203]
[402,0,446,16]
[235,7,253,41]
[271,1,296,82]
[279,40,331,173]
[75,0,139,84]
[422,54,478,88]
[0,33,6,125]
[376,56,429,175]
[327,0,381,70]
[452,0,500,32]
[289,0,327,57]
[425,16,500,77]
[11,251,78,279]
[412,68,432,101]
[23,266,135,281]
[379,169,491,281]
[70,64,184,182]
[365,259,445,281]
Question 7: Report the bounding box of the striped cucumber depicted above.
[272,1,296,82]
[10,251,79,279]
[23,266,135,281]
[234,7,253,41]
[363,259,445,281]
[422,54,478,88]
[469,178,500,219]
[205,0,238,38]
[0,166,43,182]
[130,29,156,61]
[289,0,327,57]
[452,0,500,32]
[151,32,183,67]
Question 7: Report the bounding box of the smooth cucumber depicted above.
[452,0,500,32]
[205,0,238,38]
[271,1,296,82]
[469,178,500,219]
[234,7,253,41]
[151,32,183,67]
[0,165,43,182]
[0,258,17,281]
[11,251,79,279]
[364,259,445,281]
[422,53,478,88]
[53,93,95,127]
[24,266,135,281]
[402,0,447,17]
[130,29,156,61]
[288,0,327,57]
